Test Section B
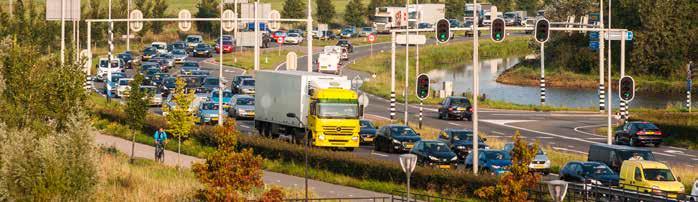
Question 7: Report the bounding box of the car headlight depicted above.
[679,185,685,193]
[456,145,466,149]
[238,109,246,114]
[451,156,458,161]
[544,160,551,167]
[589,179,602,185]
[429,156,439,161]
[491,165,501,169]
[318,135,326,140]
[392,139,401,144]
[351,136,359,141]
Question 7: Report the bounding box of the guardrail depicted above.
[283,197,391,201]
[391,190,468,202]
[528,182,698,202]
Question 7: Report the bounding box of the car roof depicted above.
[383,124,408,128]
[624,160,669,169]
[443,128,473,132]
[447,96,468,99]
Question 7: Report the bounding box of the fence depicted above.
[528,182,697,202]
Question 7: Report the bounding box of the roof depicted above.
[233,94,253,98]
[624,160,669,169]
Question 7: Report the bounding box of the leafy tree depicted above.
[125,73,148,162]
[490,0,514,12]
[282,0,306,19]
[515,0,539,15]
[162,78,196,168]
[445,0,464,19]
[196,0,219,35]
[344,0,366,26]
[134,0,154,34]
[151,0,169,34]
[315,0,336,25]
[475,131,541,201]
[366,0,385,21]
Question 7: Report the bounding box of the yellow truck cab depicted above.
[307,87,360,149]
[619,160,685,198]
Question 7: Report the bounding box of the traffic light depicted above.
[534,18,550,43]
[416,74,430,100]
[491,18,506,42]
[619,76,635,102]
[435,19,450,43]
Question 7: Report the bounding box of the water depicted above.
[426,56,687,109]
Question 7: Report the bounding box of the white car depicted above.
[115,78,134,98]
[688,180,698,201]
[96,58,124,81]
[151,42,168,54]
[284,33,304,45]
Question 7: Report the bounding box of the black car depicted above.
[193,44,213,57]
[614,121,664,147]
[359,119,378,144]
[336,39,353,53]
[232,75,253,93]
[586,143,655,173]
[180,61,201,75]
[410,140,458,169]
[161,77,177,93]
[437,128,488,160]
[373,125,422,153]
[560,161,619,186]
[437,96,473,121]
[202,77,221,93]
[117,52,135,68]
[142,67,161,82]
[141,47,158,61]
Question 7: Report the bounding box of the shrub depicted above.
[259,188,284,202]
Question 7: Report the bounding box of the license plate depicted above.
[363,137,373,142]
[457,107,465,111]
[212,117,218,121]
[405,144,414,149]
[533,165,545,169]
[439,165,451,169]
[645,131,655,135]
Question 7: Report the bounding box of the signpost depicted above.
[222,9,236,32]
[129,10,143,32]
[178,10,192,31]
[605,31,633,41]
[547,180,569,202]
[416,74,429,129]
[276,36,285,56]
[399,154,418,202]
[396,34,426,45]
[367,34,376,57]
[268,10,281,31]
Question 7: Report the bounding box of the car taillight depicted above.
[637,131,645,135]
[469,108,474,112]
[448,107,453,111]
[655,131,662,135]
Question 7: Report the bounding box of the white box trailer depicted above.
[236,32,270,48]
[408,4,445,27]
[317,46,342,75]
[373,7,408,33]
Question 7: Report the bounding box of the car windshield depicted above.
[118,79,131,85]
[362,27,372,32]
[644,169,676,181]
[144,48,156,54]
[452,131,473,141]
[242,79,255,86]
[635,123,659,130]
[504,13,516,18]
[618,151,654,161]
[317,102,358,119]
[212,91,233,98]
[223,41,233,45]
[172,49,186,55]
[236,97,254,105]
[424,142,451,152]
[183,62,199,68]
[186,37,201,43]
[390,126,418,137]
[173,43,186,49]
[205,78,219,85]
[337,40,349,45]
[484,151,511,160]
[450,98,470,107]
[152,44,165,49]
[287,33,300,37]
[374,16,389,23]
[201,103,220,110]
[196,44,209,49]
[360,120,375,128]
[582,164,614,176]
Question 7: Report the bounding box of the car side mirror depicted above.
[482,138,487,142]
[676,176,681,182]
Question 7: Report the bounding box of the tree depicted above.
[315,0,336,25]
[196,0,219,35]
[134,0,154,34]
[162,78,197,168]
[366,0,385,21]
[445,0,464,19]
[151,0,169,34]
[282,0,306,19]
[125,73,148,162]
[475,131,541,201]
[515,0,539,15]
[344,0,366,26]
[490,0,514,12]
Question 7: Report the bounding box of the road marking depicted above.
[365,113,391,121]
[664,150,697,158]
[552,147,588,155]
[371,152,389,157]
[240,125,250,129]
[585,137,607,140]
[481,119,534,125]
[536,137,553,139]
[693,158,698,161]
[573,124,606,137]
[481,119,599,144]
[687,165,695,167]
[492,131,505,135]
[667,146,687,151]
[652,152,676,157]
[448,122,462,126]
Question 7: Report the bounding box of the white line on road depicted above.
[573,124,606,137]
[667,146,687,151]
[240,125,250,129]
[365,113,391,121]
[535,137,553,139]
[652,152,676,157]
[371,152,389,157]
[448,122,462,126]
[585,137,607,140]
[481,119,599,144]
[552,147,588,155]
[492,131,505,135]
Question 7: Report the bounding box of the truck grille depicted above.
[322,126,354,136]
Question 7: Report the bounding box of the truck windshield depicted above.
[643,169,675,181]
[317,103,358,119]
[374,16,389,23]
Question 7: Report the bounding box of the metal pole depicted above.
[306,0,313,73]
[418,101,423,129]
[233,0,238,64]
[689,62,694,113]
[600,0,612,145]
[254,0,259,71]
[621,31,626,120]
[390,32,396,121]
[472,0,479,175]
[107,0,113,103]
[540,43,545,105]
[403,0,410,125]
[61,0,65,64]
[218,3,224,126]
[406,173,411,202]
[304,124,309,202]
[87,22,91,75]
[127,0,131,51]
[599,0,605,113]
[415,0,420,77]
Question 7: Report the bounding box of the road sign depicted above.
[547,180,569,202]
[416,74,430,100]
[276,36,285,44]
[605,31,633,41]
[396,34,426,45]
[129,10,143,32]
[399,154,417,174]
[589,41,599,51]
[589,32,599,40]
[268,10,281,31]
[178,9,192,32]
[619,76,635,102]
[222,9,236,32]
[286,52,297,70]
[367,34,376,43]
[80,49,91,71]
[435,19,450,43]
[46,0,80,20]
[358,93,369,110]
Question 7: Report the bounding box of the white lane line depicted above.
[536,137,553,139]
[693,158,698,161]
[653,152,676,157]
[365,113,391,121]
[687,165,695,167]
[240,125,250,129]
[567,145,575,148]
[667,146,687,151]
[664,150,697,158]
[371,152,389,157]
[573,124,606,137]
[552,147,588,155]
[482,119,599,144]
[448,122,461,126]
[492,131,505,135]
[585,137,607,140]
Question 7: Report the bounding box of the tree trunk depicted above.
[177,136,181,170]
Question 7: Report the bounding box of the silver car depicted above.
[503,142,551,175]
[236,78,255,94]
[171,49,188,63]
[229,94,255,119]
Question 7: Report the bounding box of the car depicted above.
[140,61,161,73]
[503,143,551,175]
[197,102,227,124]
[170,49,188,63]
[373,124,422,153]
[163,92,206,116]
[437,128,488,160]
[319,30,337,40]
[151,73,169,86]
[102,72,127,95]
[229,94,255,119]
[462,21,481,36]
[140,85,163,106]
[336,39,354,53]
[417,22,432,29]
[190,70,210,77]
[117,52,135,69]
[160,77,177,94]
[115,78,134,98]
[215,40,235,53]
[141,66,162,81]
[215,35,235,44]
[201,77,222,93]
[96,57,124,81]
[411,140,458,169]
[587,143,655,173]
[185,35,204,50]
[167,41,188,53]
[359,27,376,37]
[465,149,512,175]
[284,33,304,45]
[141,47,158,61]
[180,61,201,75]
[448,19,461,28]
[614,121,664,147]
[560,161,619,186]
[359,119,378,144]
[287,29,305,37]
[148,58,168,72]
[340,27,357,38]
[618,160,685,198]
[235,78,255,94]
[209,89,233,107]
[437,96,473,121]
[178,75,206,93]
[231,75,253,93]
[271,30,286,41]
[153,54,175,69]
[151,42,168,54]
[193,44,213,57]
[688,180,698,201]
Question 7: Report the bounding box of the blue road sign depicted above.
[589,32,599,40]
[626,31,634,41]
[589,41,599,50]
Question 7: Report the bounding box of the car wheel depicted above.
[388,145,395,153]
[345,147,355,152]
[374,141,381,152]
[467,117,472,121]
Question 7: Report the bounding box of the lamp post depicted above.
[286,113,309,201]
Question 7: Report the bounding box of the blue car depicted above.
[560,161,619,186]
[197,102,227,124]
[103,72,127,95]
[359,119,378,144]
[437,128,489,160]
[465,149,512,175]
[209,89,233,108]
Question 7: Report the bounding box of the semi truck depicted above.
[373,7,408,33]
[254,71,362,150]
[407,4,445,28]
[463,3,484,26]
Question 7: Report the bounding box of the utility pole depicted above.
[61,0,65,64]
[471,0,479,175]
[390,31,396,121]
[218,2,224,126]
[404,0,410,125]
[415,0,420,77]
[621,31,627,119]
[127,0,131,51]
[598,0,605,113]
[540,43,545,105]
[306,0,313,73]
[234,0,238,65]
[254,0,259,71]
[688,61,693,113]
[599,0,612,145]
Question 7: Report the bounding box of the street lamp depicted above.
[286,112,309,201]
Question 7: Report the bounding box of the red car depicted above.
[215,41,235,53]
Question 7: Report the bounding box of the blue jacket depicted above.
[154,131,168,142]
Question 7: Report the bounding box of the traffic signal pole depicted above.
[390,31,397,121]
[404,0,410,125]
[599,0,606,114]
[540,44,545,105]
[621,31,627,120]
[471,0,479,175]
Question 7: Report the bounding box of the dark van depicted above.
[587,143,655,172]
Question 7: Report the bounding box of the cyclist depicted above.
[154,128,168,162]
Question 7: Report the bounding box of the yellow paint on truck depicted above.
[619,160,685,198]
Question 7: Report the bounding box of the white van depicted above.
[96,57,124,81]
[151,42,168,54]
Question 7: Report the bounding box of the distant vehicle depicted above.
[197,102,227,124]
[167,41,187,52]
[140,85,163,106]
[229,94,255,119]
[437,128,488,160]
[560,161,619,186]
[155,54,175,69]
[619,160,685,198]
[235,78,255,94]
[201,77,221,93]
[193,44,213,58]
[587,143,655,173]
[231,75,253,93]
[103,72,127,95]
[271,30,286,40]
[215,35,234,44]
[464,3,484,26]
[462,21,481,36]
[151,73,169,86]
[141,66,162,81]
[503,143,551,175]
[522,17,536,34]
[318,30,337,40]
[336,39,354,53]
[614,121,664,147]
[373,125,422,153]
[410,140,458,169]
[117,52,135,69]
[96,58,124,81]
[185,35,204,50]
[359,120,378,144]
[115,78,134,98]
[179,75,206,93]
[373,7,408,33]
[503,11,525,26]
[407,4,445,28]
[317,46,342,75]
[340,27,357,38]
[180,61,200,75]
[151,42,168,54]
[163,92,205,116]
[141,47,158,61]
[448,19,461,28]
[437,96,473,121]
[161,77,177,93]
[359,27,376,37]
[209,89,233,108]
[465,149,512,175]
[236,31,273,48]
[284,33,304,45]
[215,40,235,53]
[417,22,432,29]
[482,11,503,26]
[688,180,698,201]
[170,49,188,63]
[140,62,162,74]
[287,29,305,37]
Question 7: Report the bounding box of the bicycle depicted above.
[155,141,165,163]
